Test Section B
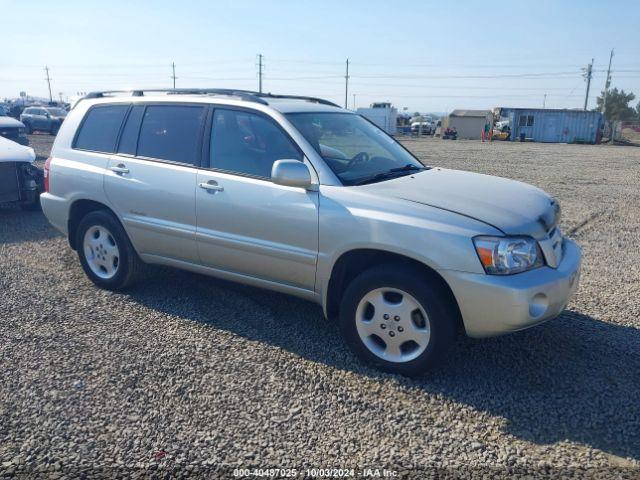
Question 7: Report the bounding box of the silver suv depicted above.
[41,89,581,375]
[20,106,67,135]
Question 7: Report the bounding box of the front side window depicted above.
[137,105,206,165]
[287,112,425,185]
[210,109,302,178]
[74,105,129,153]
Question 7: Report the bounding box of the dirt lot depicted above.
[1,134,639,478]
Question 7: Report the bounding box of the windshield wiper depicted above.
[354,164,426,186]
[389,164,425,173]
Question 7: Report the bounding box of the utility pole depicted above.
[44,66,53,103]
[602,48,614,114]
[257,54,263,93]
[344,58,350,109]
[543,93,547,109]
[583,58,593,111]
[171,62,177,89]
[352,93,356,110]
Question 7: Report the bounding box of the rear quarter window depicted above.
[74,105,129,153]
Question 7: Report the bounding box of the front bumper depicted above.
[441,238,582,338]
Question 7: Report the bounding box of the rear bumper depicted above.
[441,239,582,338]
[40,192,69,235]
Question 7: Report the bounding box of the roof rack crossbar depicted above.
[79,89,340,108]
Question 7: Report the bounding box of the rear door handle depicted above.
[199,181,224,193]
[110,164,129,174]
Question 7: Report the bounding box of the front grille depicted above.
[0,162,20,203]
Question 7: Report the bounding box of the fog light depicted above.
[529,293,548,318]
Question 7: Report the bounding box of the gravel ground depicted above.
[1,134,639,478]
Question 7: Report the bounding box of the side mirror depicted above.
[271,160,312,189]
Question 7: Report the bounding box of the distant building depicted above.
[357,102,397,134]
[446,110,493,139]
[498,108,603,144]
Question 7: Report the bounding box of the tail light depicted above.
[44,156,52,192]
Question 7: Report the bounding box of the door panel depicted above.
[196,170,319,290]
[104,156,198,262]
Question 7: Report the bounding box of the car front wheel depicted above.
[339,264,457,376]
[76,210,144,290]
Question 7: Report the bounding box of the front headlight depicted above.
[473,236,544,275]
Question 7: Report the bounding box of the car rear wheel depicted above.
[339,264,456,376]
[76,210,144,290]
[50,123,60,135]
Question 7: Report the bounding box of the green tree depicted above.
[595,88,637,121]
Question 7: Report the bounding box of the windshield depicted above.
[287,112,426,185]
[46,108,67,116]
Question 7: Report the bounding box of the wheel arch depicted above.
[67,199,121,250]
[325,248,464,333]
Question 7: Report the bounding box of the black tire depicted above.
[23,122,32,134]
[75,210,145,290]
[50,122,60,135]
[339,264,457,376]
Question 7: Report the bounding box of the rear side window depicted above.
[117,105,145,155]
[75,105,129,153]
[137,105,206,165]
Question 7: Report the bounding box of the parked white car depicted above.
[0,105,29,145]
[0,136,42,209]
[40,89,581,375]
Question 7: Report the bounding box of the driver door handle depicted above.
[199,181,224,193]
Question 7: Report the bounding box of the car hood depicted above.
[0,136,36,163]
[0,116,25,128]
[361,168,558,238]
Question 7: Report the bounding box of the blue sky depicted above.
[2,0,639,112]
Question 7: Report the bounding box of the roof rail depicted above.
[75,88,340,108]
[81,88,269,104]
[255,93,340,107]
